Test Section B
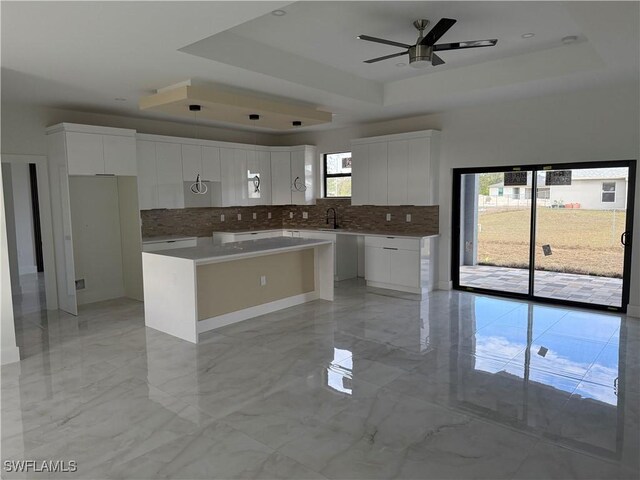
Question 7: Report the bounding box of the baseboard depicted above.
[366,280,422,295]
[437,281,453,291]
[1,345,20,365]
[197,291,319,337]
[627,304,640,318]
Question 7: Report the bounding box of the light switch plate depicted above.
[253,213,257,220]
[386,213,391,221]
[302,212,308,219]
[237,214,242,221]
[406,214,412,222]
[220,214,225,222]
[260,275,267,286]
[268,212,272,219]
[289,212,294,219]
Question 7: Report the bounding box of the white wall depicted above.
[9,163,37,275]
[1,163,20,365]
[276,82,640,312]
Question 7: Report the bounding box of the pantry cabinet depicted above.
[351,130,440,206]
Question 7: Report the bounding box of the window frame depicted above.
[323,151,352,198]
[602,181,616,203]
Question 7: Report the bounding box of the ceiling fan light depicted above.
[409,59,431,68]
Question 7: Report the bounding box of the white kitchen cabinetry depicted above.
[142,237,197,252]
[136,141,158,210]
[351,130,440,206]
[247,149,272,206]
[202,146,221,182]
[212,230,283,244]
[50,124,137,176]
[181,144,202,181]
[364,236,424,294]
[220,147,249,207]
[155,142,184,209]
[271,151,292,205]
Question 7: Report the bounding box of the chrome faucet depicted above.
[326,208,338,229]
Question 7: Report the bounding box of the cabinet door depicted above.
[220,148,235,206]
[270,151,292,205]
[368,142,388,205]
[407,137,431,205]
[136,140,158,210]
[155,142,184,209]
[389,249,420,288]
[202,146,221,182]
[365,246,390,283]
[181,144,202,181]
[350,143,369,205]
[247,150,271,205]
[66,132,104,175]
[290,150,306,205]
[257,150,271,205]
[234,149,248,206]
[387,139,408,205]
[103,135,136,176]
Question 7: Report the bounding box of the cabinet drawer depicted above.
[364,236,420,251]
[143,238,197,252]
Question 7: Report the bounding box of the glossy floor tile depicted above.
[2,279,639,479]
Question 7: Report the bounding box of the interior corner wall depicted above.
[1,163,21,294]
[272,82,640,309]
[9,163,37,275]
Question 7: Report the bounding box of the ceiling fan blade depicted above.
[364,51,408,64]
[434,39,498,51]
[420,18,457,46]
[357,35,411,49]
[431,53,445,66]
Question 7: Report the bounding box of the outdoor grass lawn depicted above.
[477,208,626,278]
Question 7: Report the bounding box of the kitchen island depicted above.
[142,237,334,343]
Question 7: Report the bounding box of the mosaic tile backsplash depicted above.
[141,199,438,238]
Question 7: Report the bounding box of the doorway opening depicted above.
[452,160,636,312]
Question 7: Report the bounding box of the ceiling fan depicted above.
[358,18,497,68]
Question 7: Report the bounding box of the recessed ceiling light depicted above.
[271,9,286,16]
[395,62,406,67]
[114,97,127,102]
[521,33,535,39]
[562,35,578,44]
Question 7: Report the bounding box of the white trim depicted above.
[601,181,617,203]
[1,345,20,365]
[627,303,640,319]
[19,265,37,275]
[1,154,58,310]
[437,281,453,291]
[366,280,423,296]
[45,123,136,137]
[197,292,319,336]
[351,129,440,145]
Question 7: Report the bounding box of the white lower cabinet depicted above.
[142,238,197,252]
[364,236,423,294]
[212,231,283,244]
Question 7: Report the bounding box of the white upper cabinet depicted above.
[271,151,292,205]
[136,140,158,210]
[181,144,202,181]
[47,124,136,176]
[220,147,248,207]
[351,130,440,206]
[155,142,184,209]
[103,135,136,176]
[202,146,221,182]
[66,132,104,175]
[351,143,369,205]
[247,149,271,206]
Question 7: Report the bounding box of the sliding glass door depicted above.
[453,161,636,312]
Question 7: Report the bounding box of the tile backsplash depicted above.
[141,199,438,238]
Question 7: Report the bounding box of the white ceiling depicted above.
[2,1,638,133]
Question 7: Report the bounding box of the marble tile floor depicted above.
[460,265,623,307]
[2,279,639,479]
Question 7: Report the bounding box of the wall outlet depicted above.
[406,214,412,222]
[237,213,242,221]
[268,212,272,219]
[289,212,294,219]
[260,275,267,286]
[252,212,257,220]
[386,213,391,221]
[302,212,308,219]
[75,279,85,290]
[220,214,225,222]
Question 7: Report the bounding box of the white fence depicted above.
[478,194,551,210]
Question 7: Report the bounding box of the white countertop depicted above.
[213,228,437,240]
[143,237,333,265]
